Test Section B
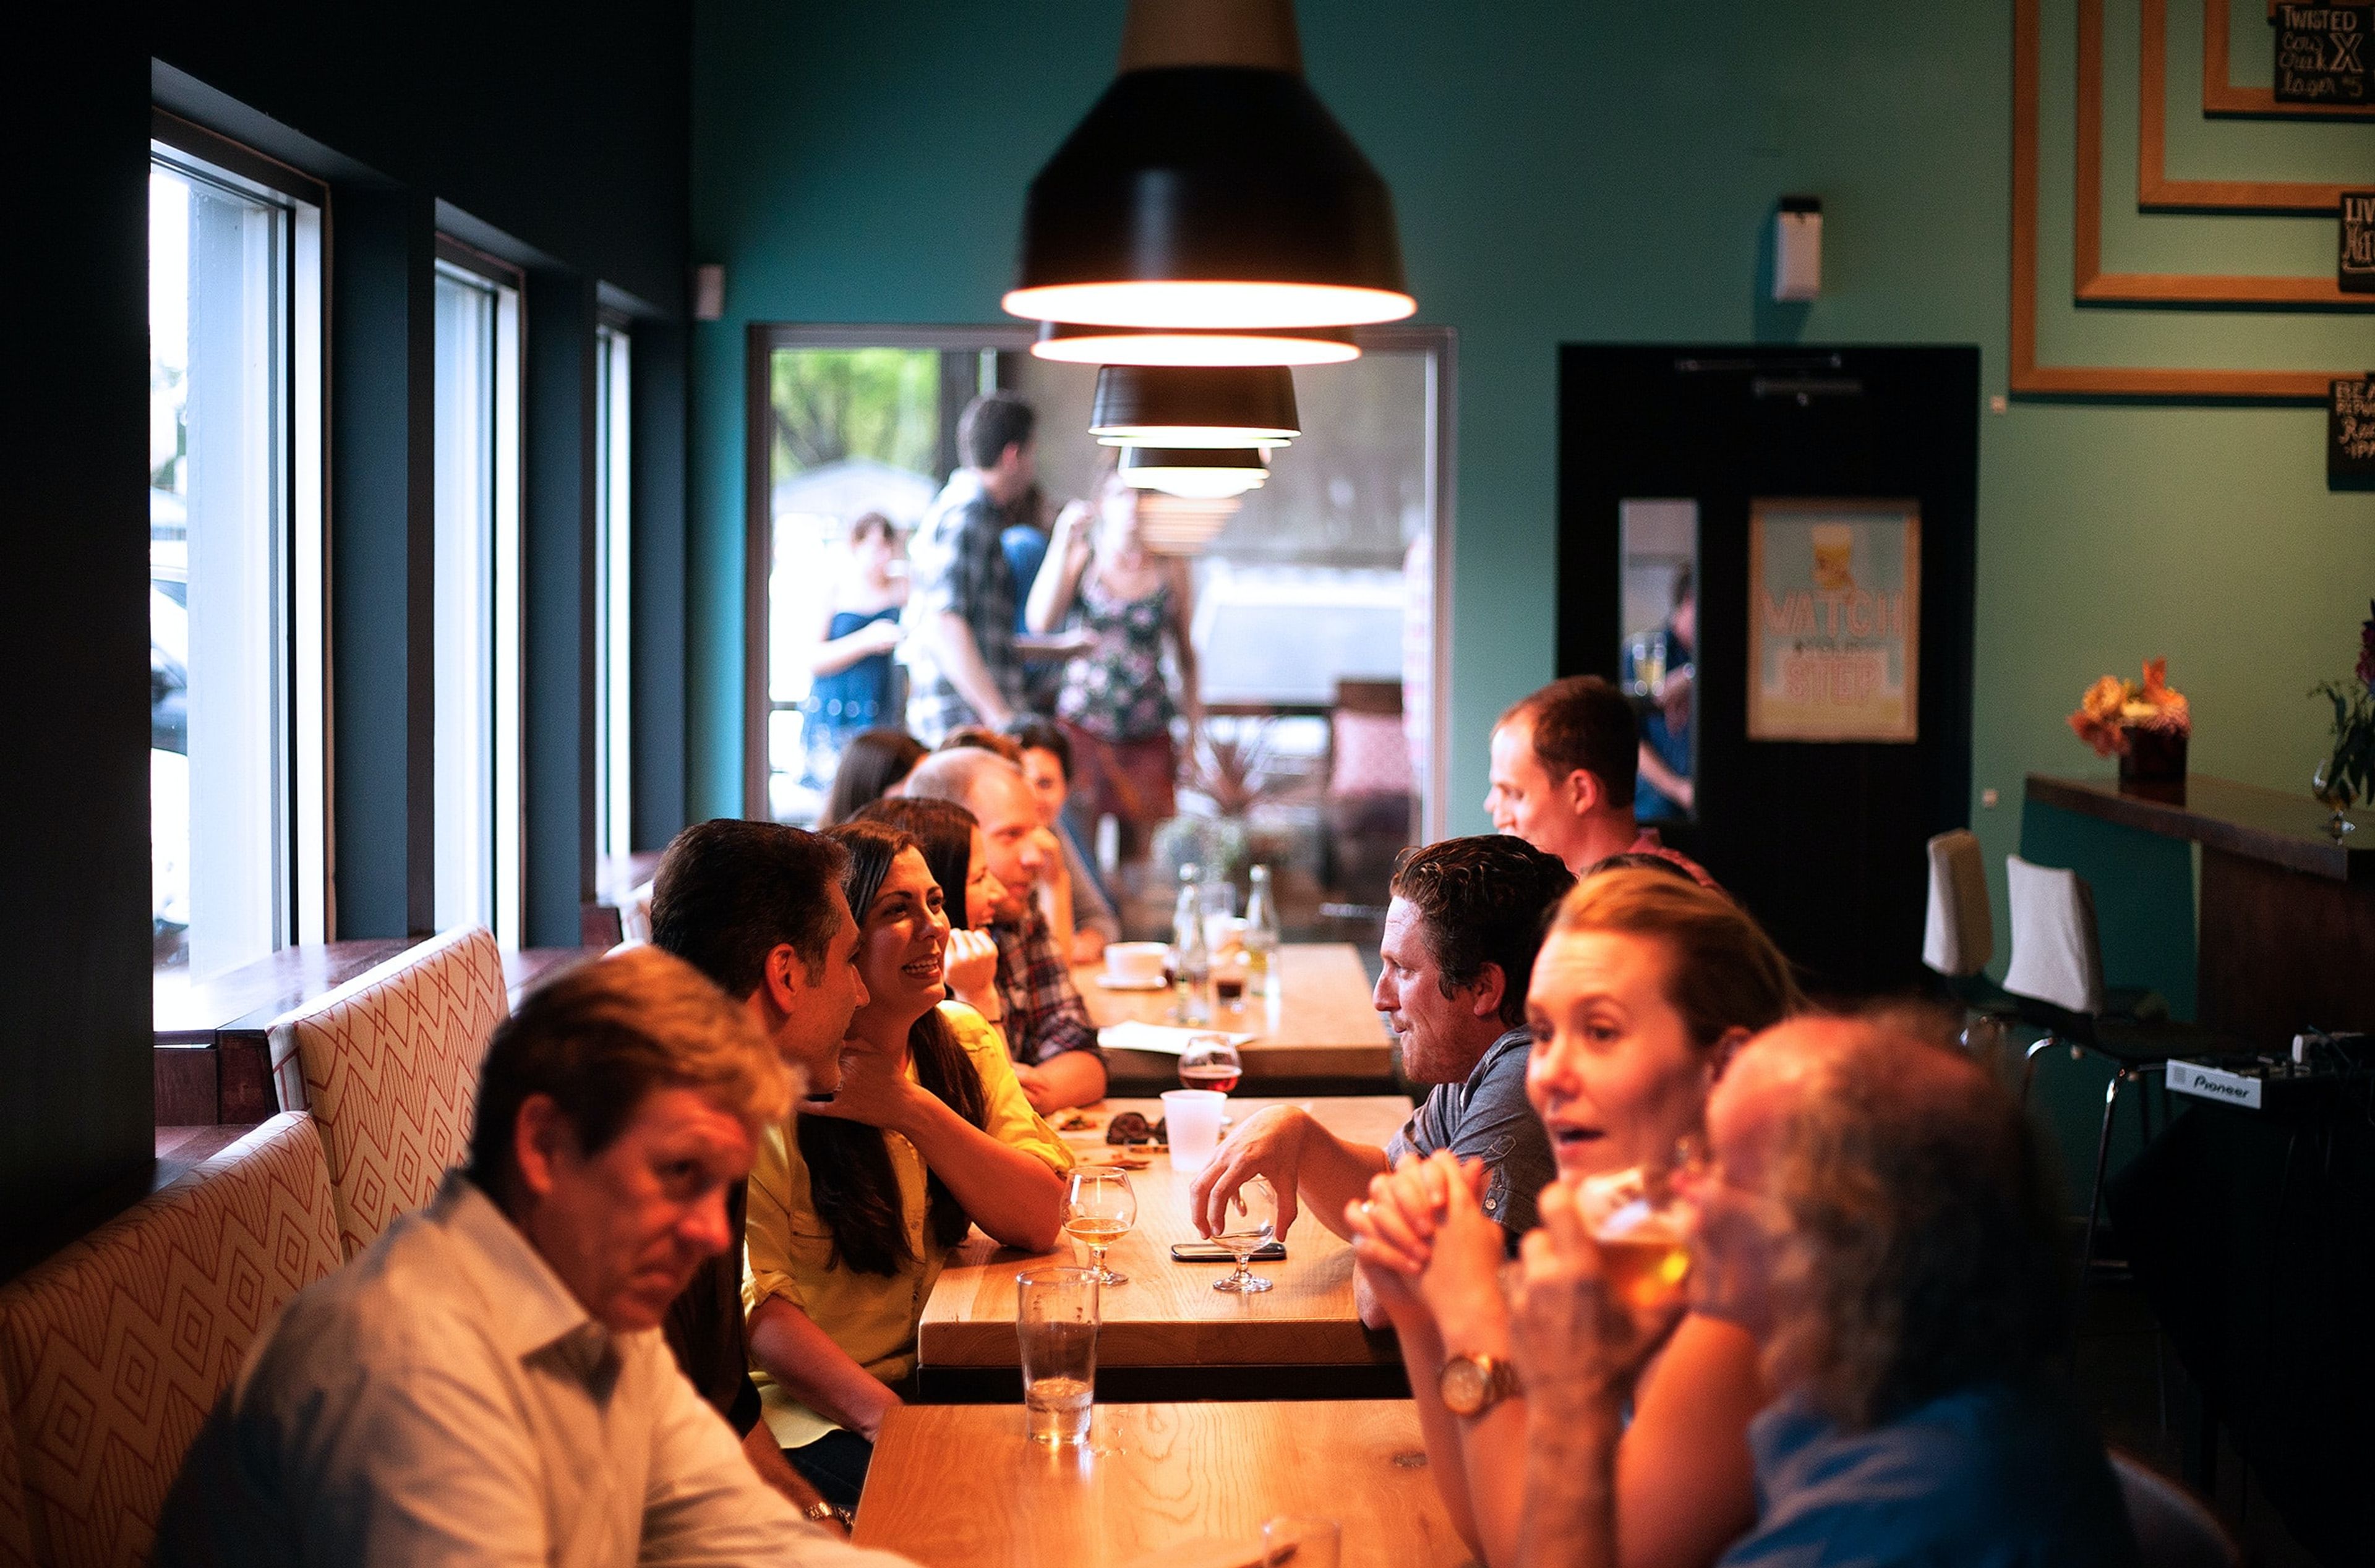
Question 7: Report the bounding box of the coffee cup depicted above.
[1104,942,1169,986]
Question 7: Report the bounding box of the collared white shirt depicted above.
[158,1171,904,1567]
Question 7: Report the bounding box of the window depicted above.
[148,120,325,994]
[594,320,633,879]
[746,325,1454,950]
[432,247,524,945]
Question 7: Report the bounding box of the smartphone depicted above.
[1168,1239,1286,1263]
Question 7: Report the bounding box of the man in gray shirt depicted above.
[157,948,904,1567]
[1189,836,1573,1324]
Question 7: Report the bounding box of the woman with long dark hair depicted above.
[856,796,1007,1044]
[818,727,927,828]
[743,819,1070,1509]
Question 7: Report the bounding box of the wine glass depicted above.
[1212,1174,1277,1293]
[1178,1034,1243,1094]
[1063,1168,1137,1287]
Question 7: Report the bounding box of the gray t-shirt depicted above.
[1384,1026,1556,1237]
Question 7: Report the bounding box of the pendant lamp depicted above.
[1135,493,1246,556]
[1089,364,1299,449]
[1118,445,1271,500]
[1003,0,1414,331]
[1033,321,1358,368]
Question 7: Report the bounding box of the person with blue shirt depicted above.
[1504,1013,2139,1568]
[806,512,907,758]
[1624,564,1695,821]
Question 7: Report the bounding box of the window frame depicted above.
[430,237,527,948]
[738,323,1457,838]
[147,109,331,977]
[594,313,633,881]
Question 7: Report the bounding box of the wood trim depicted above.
[741,322,773,820]
[2204,0,2375,118]
[2139,0,2364,215]
[2011,0,2351,399]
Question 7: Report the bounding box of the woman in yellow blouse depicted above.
[744,816,1072,1509]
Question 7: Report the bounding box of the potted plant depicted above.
[2308,602,2375,839]
[2068,657,2190,788]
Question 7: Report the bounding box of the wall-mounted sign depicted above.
[2343,191,2375,294]
[1747,499,1920,743]
[2275,3,2370,106]
[2334,377,2375,479]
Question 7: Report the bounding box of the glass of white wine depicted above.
[1212,1174,1277,1293]
[1064,1167,1137,1287]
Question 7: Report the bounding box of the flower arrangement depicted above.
[2308,601,2375,835]
[2068,658,2191,777]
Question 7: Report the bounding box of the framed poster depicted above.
[1747,499,1921,743]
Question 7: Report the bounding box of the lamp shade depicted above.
[1003,2,1413,331]
[1089,364,1299,448]
[1118,445,1271,499]
[1032,320,1359,367]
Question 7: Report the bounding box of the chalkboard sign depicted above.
[2345,191,2375,294]
[2334,377,2375,480]
[2276,3,2370,104]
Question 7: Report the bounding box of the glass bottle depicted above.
[1172,862,1212,1026]
[1243,864,1280,1000]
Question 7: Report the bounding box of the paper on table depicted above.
[1096,1021,1257,1057]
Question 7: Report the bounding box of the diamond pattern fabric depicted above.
[269,926,506,1260]
[0,1363,30,1568]
[0,1114,340,1568]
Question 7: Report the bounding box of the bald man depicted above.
[1508,1015,2138,1568]
[901,748,1106,1114]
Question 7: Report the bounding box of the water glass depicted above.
[1015,1266,1099,1446]
[1260,1515,1342,1568]
[1160,1088,1228,1175]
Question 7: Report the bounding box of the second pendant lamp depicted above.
[1089,364,1299,450]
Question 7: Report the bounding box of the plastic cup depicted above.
[1160,1088,1228,1175]
[1016,1266,1099,1446]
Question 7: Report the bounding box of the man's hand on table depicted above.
[1189,1103,1311,1239]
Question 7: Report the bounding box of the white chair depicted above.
[1922,829,1994,979]
[2113,1452,2237,1568]
[2002,856,2235,1279]
[622,877,657,942]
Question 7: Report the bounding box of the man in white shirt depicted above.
[156,946,905,1567]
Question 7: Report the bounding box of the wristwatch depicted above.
[1438,1352,1522,1418]
[804,1500,854,1530]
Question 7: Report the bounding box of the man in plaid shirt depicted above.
[903,392,1037,744]
[904,748,1108,1115]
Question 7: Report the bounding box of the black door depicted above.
[1557,346,1979,997]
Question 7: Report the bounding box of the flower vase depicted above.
[2118,726,2186,790]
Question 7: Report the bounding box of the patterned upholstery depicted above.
[269,926,506,1259]
[0,1361,30,1568]
[0,1114,340,1568]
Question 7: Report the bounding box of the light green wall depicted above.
[690,1,2374,981]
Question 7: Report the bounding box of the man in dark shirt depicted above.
[648,819,869,1524]
[1487,675,1717,889]
[1509,1013,2139,1568]
[1189,836,1575,1326]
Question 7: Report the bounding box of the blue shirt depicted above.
[1383,1026,1556,1236]
[1719,1384,2139,1568]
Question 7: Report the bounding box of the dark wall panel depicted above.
[632,323,690,846]
[525,272,597,946]
[0,44,155,1227]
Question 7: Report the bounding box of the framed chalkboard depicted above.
[2334,377,2375,480]
[2275,3,2371,106]
[2345,192,2375,294]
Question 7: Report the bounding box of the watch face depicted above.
[1440,1356,1486,1416]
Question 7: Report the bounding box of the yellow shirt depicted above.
[743,1002,1072,1449]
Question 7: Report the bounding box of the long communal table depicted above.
[853,1400,1471,1567]
[1079,942,1397,1093]
[917,1096,1411,1399]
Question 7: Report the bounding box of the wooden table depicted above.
[2026,774,2374,1046]
[853,1400,1471,1567]
[918,1097,1410,1389]
[1079,943,1396,1092]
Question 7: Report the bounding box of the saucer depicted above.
[1095,974,1170,992]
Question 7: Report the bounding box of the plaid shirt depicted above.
[904,471,1025,744]
[991,905,1102,1067]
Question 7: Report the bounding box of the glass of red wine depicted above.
[1178,1034,1243,1094]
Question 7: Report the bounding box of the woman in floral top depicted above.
[1025,473,1201,865]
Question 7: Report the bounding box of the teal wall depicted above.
[690,0,2374,981]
